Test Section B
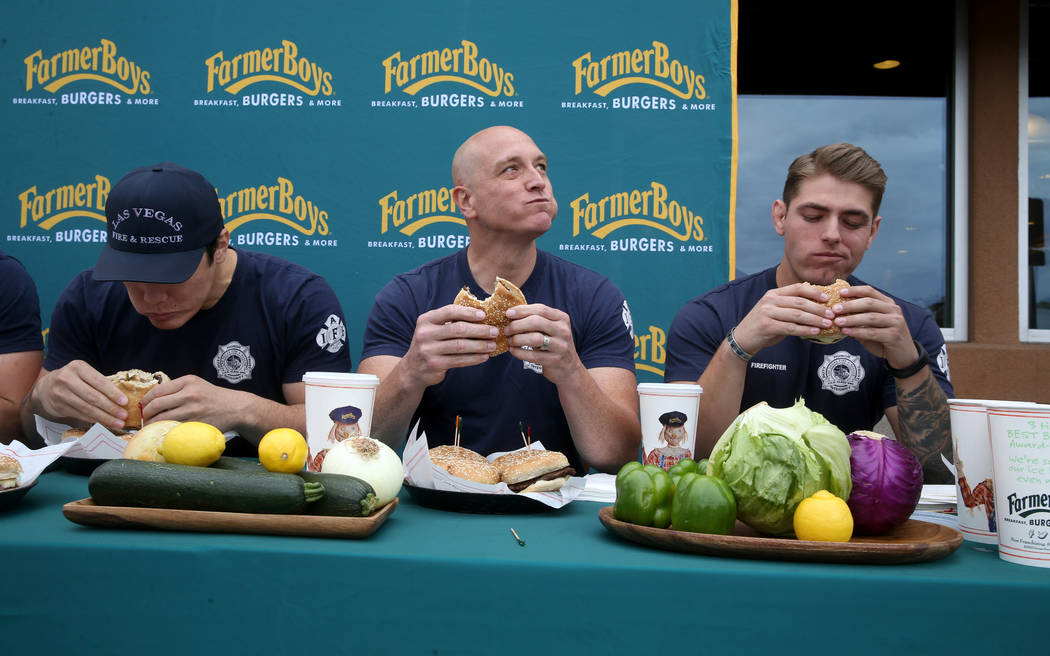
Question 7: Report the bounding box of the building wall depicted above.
[947,0,1050,403]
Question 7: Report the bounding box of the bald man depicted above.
[358,126,640,473]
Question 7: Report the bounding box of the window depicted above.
[1024,0,1050,339]
[736,1,963,335]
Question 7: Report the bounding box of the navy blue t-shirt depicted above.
[0,251,43,354]
[361,248,635,472]
[665,266,953,434]
[45,249,351,402]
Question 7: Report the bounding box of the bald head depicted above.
[452,125,535,187]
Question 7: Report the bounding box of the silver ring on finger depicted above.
[539,334,551,351]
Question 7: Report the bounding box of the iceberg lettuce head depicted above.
[707,399,852,536]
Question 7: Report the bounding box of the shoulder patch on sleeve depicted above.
[622,300,635,338]
[316,314,347,354]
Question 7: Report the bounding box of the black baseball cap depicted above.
[94,162,224,283]
[659,411,688,427]
[329,406,362,424]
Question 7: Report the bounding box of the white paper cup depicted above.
[637,383,702,470]
[986,401,1050,568]
[302,372,380,472]
[948,399,1000,543]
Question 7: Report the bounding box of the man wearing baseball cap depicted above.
[20,163,350,448]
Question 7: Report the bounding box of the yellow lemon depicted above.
[258,428,308,473]
[793,490,854,542]
[157,421,226,467]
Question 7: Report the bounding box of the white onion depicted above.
[320,436,404,506]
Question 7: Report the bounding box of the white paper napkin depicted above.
[577,473,617,503]
[36,416,129,459]
[917,483,956,511]
[34,415,239,460]
[402,429,584,508]
[1,440,78,487]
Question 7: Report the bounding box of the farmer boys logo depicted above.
[1006,493,1050,524]
[220,178,336,248]
[374,40,522,109]
[563,40,714,112]
[371,186,467,250]
[561,181,712,254]
[15,39,154,106]
[635,323,667,377]
[197,40,339,108]
[11,175,111,245]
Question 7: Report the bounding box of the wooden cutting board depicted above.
[598,506,962,564]
[63,497,397,539]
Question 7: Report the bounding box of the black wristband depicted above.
[886,338,930,378]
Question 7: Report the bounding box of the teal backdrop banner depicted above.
[2,0,737,382]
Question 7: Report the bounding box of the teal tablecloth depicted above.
[5,471,1047,654]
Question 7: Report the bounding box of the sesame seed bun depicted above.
[0,455,22,489]
[453,277,527,356]
[429,445,488,464]
[442,458,501,485]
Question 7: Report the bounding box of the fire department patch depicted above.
[817,350,865,396]
[213,341,256,384]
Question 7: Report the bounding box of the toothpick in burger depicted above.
[107,369,171,429]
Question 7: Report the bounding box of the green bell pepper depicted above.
[613,461,674,528]
[668,457,708,485]
[671,471,737,535]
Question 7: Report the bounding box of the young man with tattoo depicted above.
[665,143,954,483]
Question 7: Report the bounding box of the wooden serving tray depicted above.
[598,506,962,565]
[63,497,397,539]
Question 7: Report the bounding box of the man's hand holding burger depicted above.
[361,304,498,449]
[824,283,919,370]
[504,303,583,385]
[139,374,307,444]
[728,282,839,356]
[402,305,499,387]
[137,375,243,430]
[22,360,130,435]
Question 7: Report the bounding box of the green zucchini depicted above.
[89,459,325,514]
[210,456,265,472]
[298,471,378,517]
[208,457,377,516]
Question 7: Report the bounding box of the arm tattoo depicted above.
[895,374,953,484]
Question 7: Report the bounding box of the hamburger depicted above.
[0,455,22,490]
[61,428,87,441]
[453,277,527,356]
[430,444,488,465]
[803,279,850,344]
[429,445,500,484]
[107,369,170,429]
[494,449,575,493]
[443,458,501,485]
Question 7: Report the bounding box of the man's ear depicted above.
[453,185,476,220]
[213,228,231,262]
[866,215,882,249]
[772,200,788,236]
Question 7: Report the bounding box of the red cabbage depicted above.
[845,431,924,535]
